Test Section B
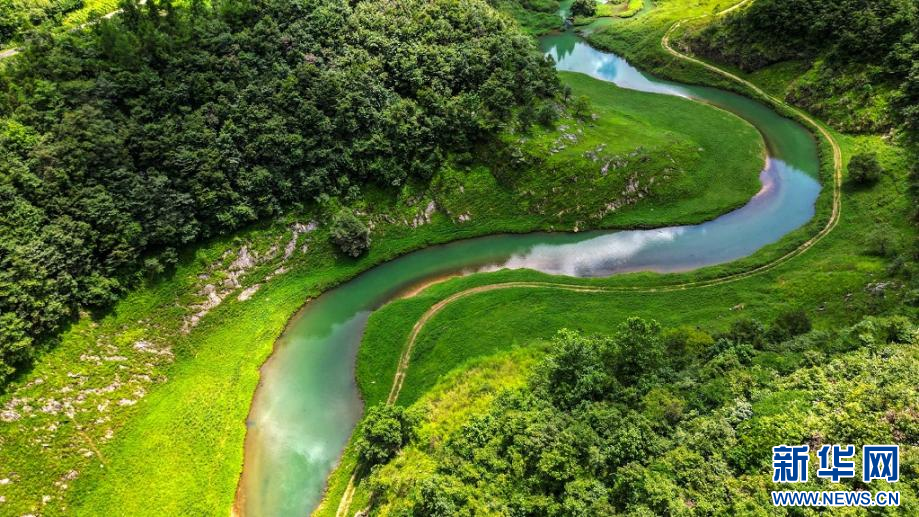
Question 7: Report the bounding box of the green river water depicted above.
[238,28,821,516]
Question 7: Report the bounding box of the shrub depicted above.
[768,309,812,343]
[569,0,596,17]
[848,152,883,185]
[356,405,415,467]
[572,95,592,120]
[329,208,371,257]
[864,226,897,257]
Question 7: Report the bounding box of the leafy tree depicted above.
[535,329,611,409]
[608,317,665,385]
[412,475,469,516]
[723,317,767,348]
[569,0,596,17]
[848,152,883,185]
[329,208,371,258]
[0,0,561,384]
[767,308,812,343]
[362,316,919,515]
[356,404,415,467]
[363,316,919,514]
[571,94,592,120]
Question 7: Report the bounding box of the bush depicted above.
[329,208,371,258]
[768,309,812,343]
[569,0,596,17]
[848,152,883,185]
[356,405,415,467]
[572,95,592,120]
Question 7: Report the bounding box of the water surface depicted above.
[238,32,820,516]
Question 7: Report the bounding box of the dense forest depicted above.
[361,316,919,514]
[687,0,918,135]
[0,0,560,385]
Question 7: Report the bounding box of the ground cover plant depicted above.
[1,0,917,514]
[353,316,919,514]
[0,0,561,385]
[0,18,770,516]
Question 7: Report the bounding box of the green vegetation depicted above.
[569,0,595,18]
[357,316,919,514]
[617,0,642,18]
[685,0,918,134]
[0,0,560,385]
[329,208,371,258]
[486,0,562,34]
[2,0,917,515]
[356,405,417,468]
[318,127,917,513]
[848,152,884,186]
[0,33,769,517]
[321,2,919,508]
[594,1,617,18]
[0,0,119,49]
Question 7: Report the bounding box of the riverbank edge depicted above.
[315,9,844,517]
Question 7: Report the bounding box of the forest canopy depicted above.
[365,316,919,514]
[687,0,918,135]
[0,0,559,385]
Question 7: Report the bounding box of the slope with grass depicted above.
[357,317,919,514]
[326,116,915,517]
[320,1,919,512]
[1,0,120,50]
[0,68,765,515]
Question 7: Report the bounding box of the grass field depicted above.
[617,0,643,18]
[321,123,915,516]
[0,71,765,515]
[314,0,918,509]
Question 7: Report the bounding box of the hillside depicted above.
[683,0,917,135]
[360,318,919,514]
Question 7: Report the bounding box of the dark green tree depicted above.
[535,329,611,409]
[356,404,415,467]
[608,317,665,386]
[329,208,371,258]
[569,0,596,17]
[848,152,883,185]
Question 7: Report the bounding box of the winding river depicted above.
[237,29,821,516]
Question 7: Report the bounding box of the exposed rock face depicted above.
[237,285,261,301]
[181,221,317,331]
[411,200,438,227]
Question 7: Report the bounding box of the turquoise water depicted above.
[237,33,821,516]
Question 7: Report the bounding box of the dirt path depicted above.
[332,0,844,514]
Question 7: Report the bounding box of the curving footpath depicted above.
[333,0,844,514]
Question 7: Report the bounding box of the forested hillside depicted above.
[359,317,919,514]
[686,0,918,135]
[0,0,559,385]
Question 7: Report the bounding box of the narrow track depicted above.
[332,1,844,514]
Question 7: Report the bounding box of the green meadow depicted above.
[0,71,765,515]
